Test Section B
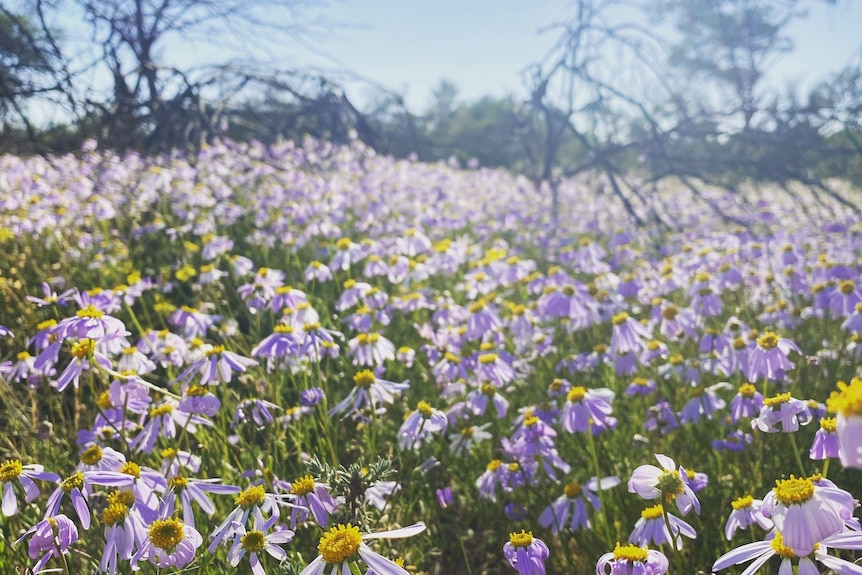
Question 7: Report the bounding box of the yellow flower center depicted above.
[235,485,266,509]
[354,370,376,388]
[773,476,814,505]
[61,471,84,492]
[820,417,837,432]
[319,524,362,564]
[150,404,174,417]
[149,517,185,550]
[37,319,57,331]
[731,495,754,510]
[241,530,266,553]
[594,343,607,354]
[611,312,629,326]
[108,490,135,507]
[80,444,103,465]
[613,543,648,563]
[764,393,792,407]
[567,386,587,403]
[770,531,797,558]
[641,504,664,520]
[76,305,105,319]
[274,324,294,334]
[478,353,498,364]
[97,390,113,410]
[291,475,316,496]
[120,462,141,479]
[523,415,539,427]
[0,459,23,482]
[352,333,376,347]
[508,530,533,548]
[564,482,582,498]
[487,459,502,471]
[184,384,209,398]
[205,345,226,357]
[827,378,862,416]
[468,300,486,313]
[757,332,779,350]
[662,306,678,320]
[16,351,31,361]
[481,384,497,397]
[507,463,520,472]
[840,280,856,295]
[71,339,95,360]
[336,238,352,251]
[417,401,434,417]
[102,503,129,526]
[738,383,757,397]
[169,476,188,490]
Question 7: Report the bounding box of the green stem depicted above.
[787,431,807,477]
[586,426,613,546]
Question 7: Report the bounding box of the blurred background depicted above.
[3,0,862,201]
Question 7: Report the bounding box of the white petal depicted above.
[359,545,410,575]
[299,555,326,575]
[363,522,426,540]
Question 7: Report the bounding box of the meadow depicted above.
[1,137,861,575]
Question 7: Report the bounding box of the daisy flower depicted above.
[730,383,764,422]
[347,332,395,367]
[752,392,812,433]
[760,474,853,556]
[713,529,862,575]
[43,469,134,529]
[15,514,79,574]
[329,369,409,418]
[131,514,202,570]
[561,386,616,434]
[809,417,840,460]
[610,312,651,356]
[627,454,700,516]
[398,401,448,450]
[724,495,772,540]
[0,459,60,516]
[503,530,549,575]
[228,508,295,575]
[826,377,862,468]
[208,484,299,553]
[286,475,339,528]
[161,474,241,530]
[596,543,668,575]
[745,331,799,382]
[179,344,257,386]
[538,476,620,533]
[54,304,129,340]
[300,522,426,575]
[629,504,696,550]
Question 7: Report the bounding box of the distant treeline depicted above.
[2,0,862,215]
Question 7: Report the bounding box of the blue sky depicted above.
[52,0,862,115]
[269,0,862,110]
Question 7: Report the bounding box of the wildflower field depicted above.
[2,138,862,575]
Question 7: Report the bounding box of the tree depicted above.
[0,6,56,138]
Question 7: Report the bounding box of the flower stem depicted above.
[787,431,807,477]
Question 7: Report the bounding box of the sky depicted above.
[37,0,862,120]
[269,0,862,111]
